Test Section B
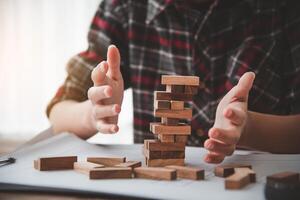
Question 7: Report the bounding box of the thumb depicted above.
[233,72,255,101]
[91,61,108,86]
[107,45,121,81]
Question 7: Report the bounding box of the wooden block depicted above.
[154,100,170,109]
[184,86,198,94]
[154,91,194,101]
[114,161,142,169]
[158,134,175,143]
[166,165,204,180]
[87,156,126,167]
[166,85,185,93]
[74,162,104,175]
[154,109,192,119]
[170,101,184,110]
[175,135,188,143]
[89,167,132,179]
[34,156,77,171]
[161,151,185,159]
[150,123,191,135]
[143,148,162,159]
[161,117,179,126]
[225,167,255,189]
[134,167,177,180]
[214,163,252,177]
[267,172,300,184]
[145,139,185,151]
[146,158,185,167]
[235,168,256,183]
[161,75,200,86]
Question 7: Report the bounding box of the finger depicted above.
[223,106,246,126]
[88,85,112,104]
[204,152,225,164]
[92,104,121,119]
[208,127,239,145]
[232,72,255,102]
[204,139,235,156]
[107,45,121,81]
[96,122,119,134]
[91,61,109,86]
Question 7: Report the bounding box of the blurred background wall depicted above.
[0,0,133,144]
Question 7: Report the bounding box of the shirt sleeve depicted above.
[282,1,300,114]
[46,0,130,117]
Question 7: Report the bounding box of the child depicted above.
[47,0,300,163]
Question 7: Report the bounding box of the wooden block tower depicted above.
[144,75,200,167]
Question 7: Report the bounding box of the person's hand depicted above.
[86,45,124,134]
[204,72,255,163]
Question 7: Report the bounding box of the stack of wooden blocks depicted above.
[144,75,200,167]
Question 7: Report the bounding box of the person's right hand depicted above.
[86,45,124,134]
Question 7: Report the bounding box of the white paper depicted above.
[0,133,300,200]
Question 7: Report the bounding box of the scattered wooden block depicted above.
[134,167,177,180]
[161,75,200,86]
[225,167,255,189]
[166,85,185,93]
[235,167,256,183]
[150,123,191,135]
[154,109,192,119]
[158,134,175,143]
[74,162,104,175]
[89,167,132,179]
[175,135,188,143]
[161,117,179,126]
[267,172,300,184]
[87,156,126,167]
[114,161,142,169]
[154,91,194,101]
[184,86,198,94]
[146,158,185,167]
[166,165,204,180]
[214,163,252,177]
[145,139,185,151]
[34,156,77,171]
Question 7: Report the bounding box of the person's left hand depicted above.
[204,72,255,163]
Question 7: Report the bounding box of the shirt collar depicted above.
[146,0,175,24]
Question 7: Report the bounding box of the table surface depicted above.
[1,130,300,200]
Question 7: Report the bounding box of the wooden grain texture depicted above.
[154,109,192,119]
[161,75,200,86]
[134,167,177,180]
[170,101,184,110]
[114,161,142,169]
[225,168,254,189]
[166,165,204,180]
[89,167,132,179]
[150,122,191,135]
[158,134,175,143]
[235,168,256,183]
[267,171,300,184]
[146,158,185,167]
[214,163,252,177]
[144,139,185,151]
[144,148,185,159]
[154,91,194,101]
[34,156,77,171]
[154,100,170,110]
[87,157,126,167]
[73,162,104,175]
[175,135,188,143]
[161,117,179,126]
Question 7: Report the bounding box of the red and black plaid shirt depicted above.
[47,0,300,145]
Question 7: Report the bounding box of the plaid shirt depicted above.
[47,0,300,145]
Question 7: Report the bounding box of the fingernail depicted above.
[226,109,232,117]
[114,104,121,114]
[109,44,116,49]
[211,130,218,138]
